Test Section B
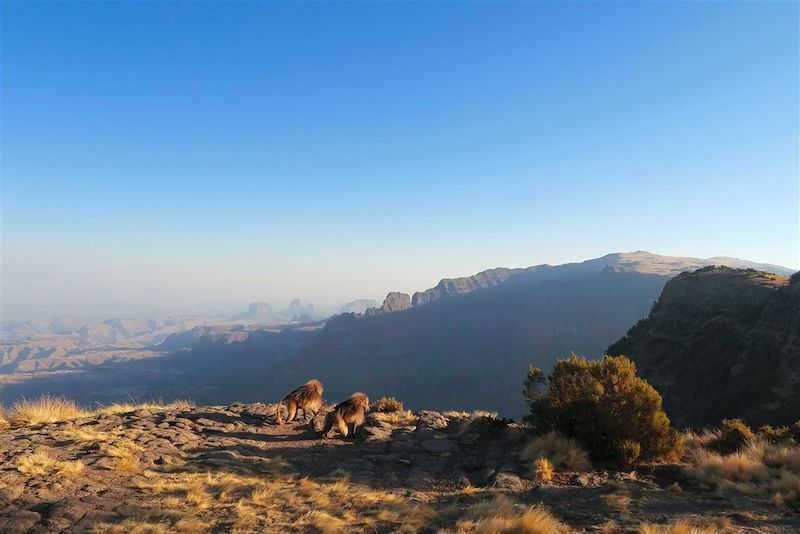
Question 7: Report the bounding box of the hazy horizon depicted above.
[3,2,798,320]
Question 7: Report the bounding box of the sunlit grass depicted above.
[372,409,418,426]
[638,521,720,534]
[438,494,572,534]
[8,395,193,426]
[16,451,85,476]
[95,400,194,416]
[10,396,90,425]
[521,432,591,473]
[685,438,800,506]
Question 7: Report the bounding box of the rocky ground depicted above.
[0,404,797,533]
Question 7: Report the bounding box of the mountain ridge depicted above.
[608,266,800,427]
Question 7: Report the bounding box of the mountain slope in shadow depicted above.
[259,252,792,419]
[609,267,800,428]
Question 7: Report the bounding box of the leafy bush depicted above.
[709,419,755,454]
[524,354,682,464]
[371,397,404,413]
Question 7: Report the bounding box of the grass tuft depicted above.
[638,521,720,534]
[522,432,591,472]
[534,457,553,482]
[16,451,85,476]
[10,396,90,425]
[685,438,800,507]
[373,410,418,426]
[441,495,571,533]
[95,400,194,416]
[371,396,404,413]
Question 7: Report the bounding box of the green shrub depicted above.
[524,354,682,464]
[709,419,755,454]
[615,439,642,465]
[371,397,404,413]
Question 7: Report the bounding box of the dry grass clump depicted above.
[59,425,145,472]
[707,419,755,454]
[757,424,799,445]
[6,396,194,426]
[16,451,85,476]
[638,521,720,534]
[373,409,418,426]
[522,432,591,473]
[440,495,571,534]
[371,396,404,413]
[456,411,510,436]
[141,470,438,532]
[89,514,205,534]
[0,404,8,428]
[685,440,800,507]
[95,400,194,416]
[600,492,632,512]
[9,396,90,425]
[533,457,553,482]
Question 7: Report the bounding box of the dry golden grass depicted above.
[7,396,193,426]
[371,396,404,413]
[58,425,146,473]
[685,439,800,506]
[89,514,205,534]
[440,495,571,534]
[600,492,632,512]
[638,521,720,534]
[95,400,194,416]
[0,404,8,428]
[10,396,90,425]
[521,432,591,472]
[683,430,720,453]
[534,457,554,482]
[443,410,471,419]
[137,469,440,533]
[16,451,85,476]
[373,409,418,426]
[59,426,115,444]
[115,455,141,473]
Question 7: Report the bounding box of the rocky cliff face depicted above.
[609,267,800,428]
[411,268,529,306]
[365,292,412,315]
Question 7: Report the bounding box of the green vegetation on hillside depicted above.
[523,354,682,464]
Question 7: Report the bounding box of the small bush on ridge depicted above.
[524,354,682,464]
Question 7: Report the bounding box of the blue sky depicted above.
[2,2,798,318]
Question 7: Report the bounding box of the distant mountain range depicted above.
[2,251,794,424]
[257,251,794,418]
[609,267,800,428]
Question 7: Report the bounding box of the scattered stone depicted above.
[493,472,525,492]
[0,510,40,533]
[416,411,448,430]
